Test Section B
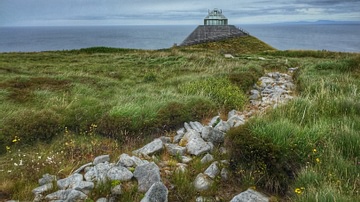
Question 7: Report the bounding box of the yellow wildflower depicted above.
[316,158,320,163]
[312,148,317,153]
[294,187,305,195]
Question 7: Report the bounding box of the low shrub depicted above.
[0,110,62,154]
[156,102,191,131]
[228,66,263,92]
[227,123,302,195]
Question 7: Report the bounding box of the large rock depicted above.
[93,155,110,165]
[189,121,204,133]
[84,162,112,183]
[117,153,149,168]
[227,115,245,128]
[38,173,56,186]
[179,129,201,146]
[194,173,213,191]
[140,182,168,202]
[134,162,161,192]
[107,165,133,181]
[133,138,164,156]
[230,189,269,202]
[45,189,87,201]
[186,137,213,156]
[214,120,231,133]
[165,143,186,156]
[201,126,224,144]
[204,161,219,179]
[32,183,53,195]
[57,173,83,190]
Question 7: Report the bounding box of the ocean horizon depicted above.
[0,24,359,53]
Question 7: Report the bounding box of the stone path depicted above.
[30,69,296,202]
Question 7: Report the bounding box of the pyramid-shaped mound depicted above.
[180,9,249,46]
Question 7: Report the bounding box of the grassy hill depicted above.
[0,36,359,201]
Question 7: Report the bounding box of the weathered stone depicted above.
[173,128,185,143]
[214,120,231,132]
[73,181,94,195]
[179,129,201,146]
[194,173,213,191]
[133,138,164,156]
[57,173,83,190]
[230,188,269,202]
[208,115,221,127]
[107,165,133,181]
[93,155,110,165]
[84,162,112,183]
[201,126,224,144]
[165,143,186,156]
[38,173,56,186]
[32,183,53,195]
[227,115,245,128]
[200,153,214,164]
[189,121,204,133]
[184,122,192,132]
[159,136,171,144]
[228,109,238,120]
[111,184,122,195]
[181,156,192,163]
[221,168,229,181]
[204,161,219,179]
[45,189,87,201]
[249,89,260,100]
[186,137,213,156]
[134,162,161,192]
[73,162,93,174]
[117,153,135,167]
[140,182,168,202]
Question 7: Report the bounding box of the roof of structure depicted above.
[204,8,228,20]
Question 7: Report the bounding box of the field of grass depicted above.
[0,36,359,201]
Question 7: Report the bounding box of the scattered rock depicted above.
[93,155,110,165]
[57,173,84,190]
[200,153,214,164]
[107,165,133,181]
[45,189,87,201]
[201,126,225,144]
[133,138,164,156]
[230,188,269,202]
[140,182,168,202]
[134,162,161,192]
[204,161,220,179]
[194,173,213,191]
[165,143,186,156]
[38,173,56,186]
[186,137,214,156]
[32,183,53,195]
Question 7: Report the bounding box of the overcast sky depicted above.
[1,0,359,26]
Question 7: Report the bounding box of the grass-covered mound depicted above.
[179,36,275,54]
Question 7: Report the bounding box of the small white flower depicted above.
[14,163,18,166]
[19,160,23,166]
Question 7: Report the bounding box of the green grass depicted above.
[0,36,359,201]
[227,53,360,200]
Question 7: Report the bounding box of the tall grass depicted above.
[227,54,360,200]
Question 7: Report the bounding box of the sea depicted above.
[0,24,359,53]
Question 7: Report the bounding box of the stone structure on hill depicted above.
[180,8,249,46]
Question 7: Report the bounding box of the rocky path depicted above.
[30,69,297,202]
